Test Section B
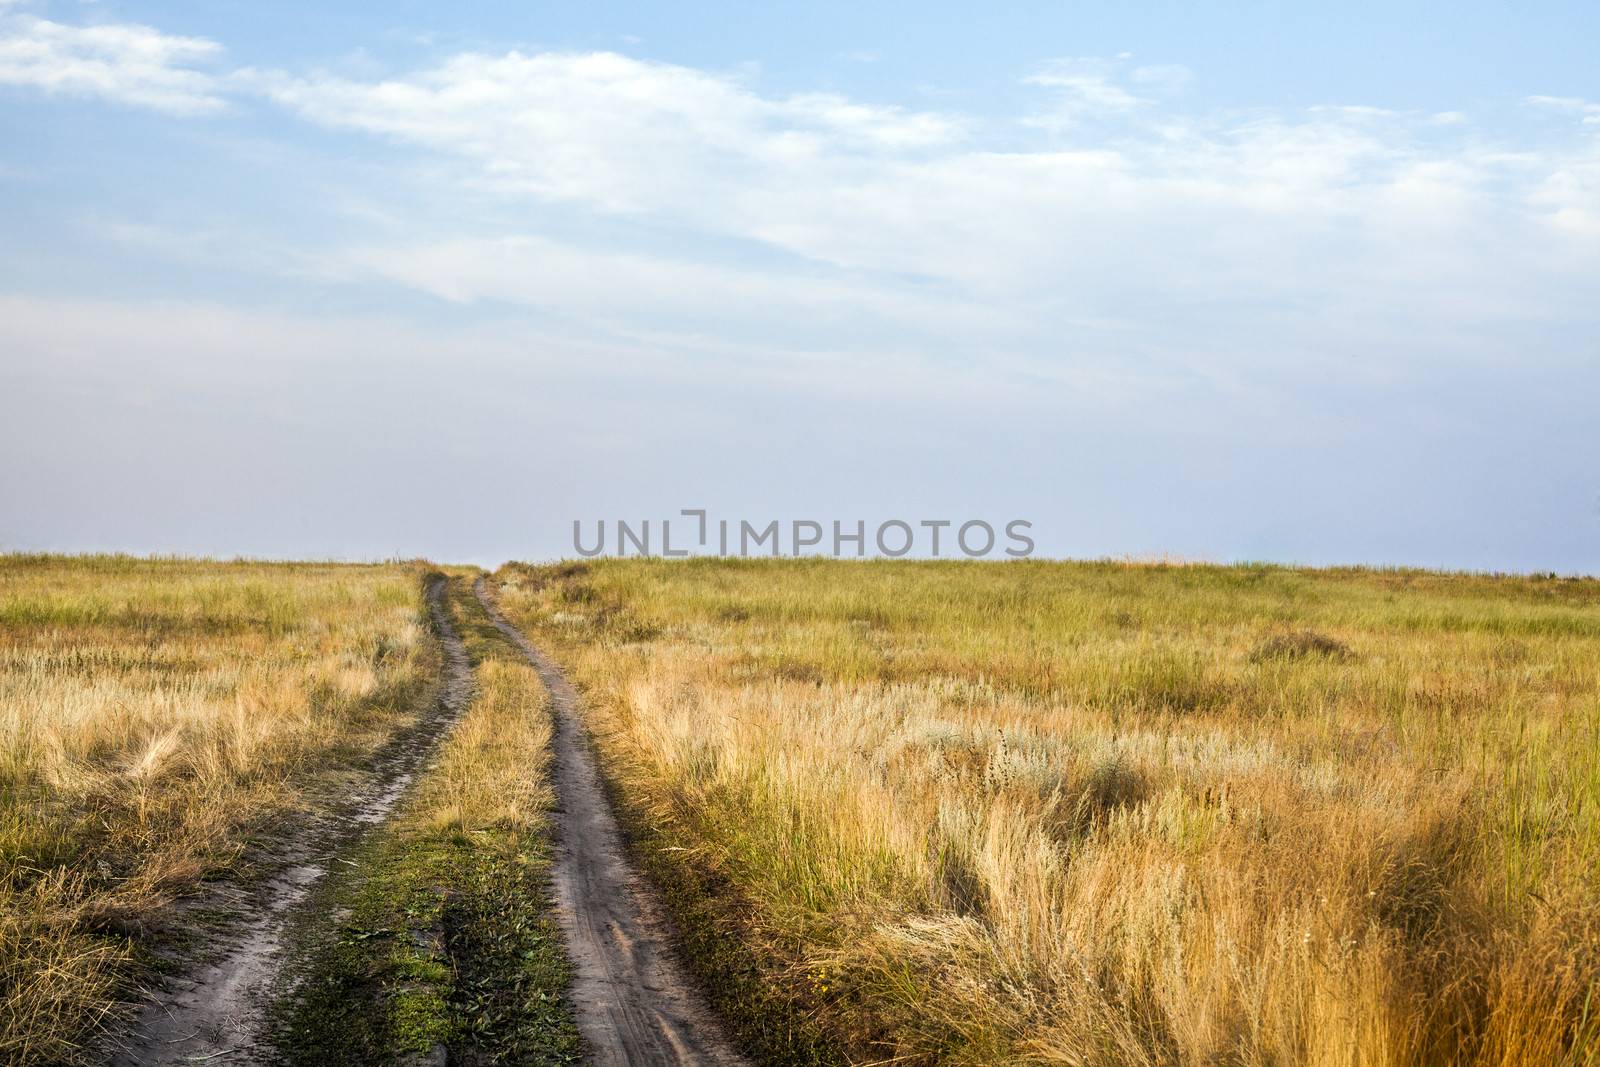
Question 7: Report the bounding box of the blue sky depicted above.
[2,1,1597,570]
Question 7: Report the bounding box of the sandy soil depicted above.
[475,577,749,1067]
[106,575,473,1066]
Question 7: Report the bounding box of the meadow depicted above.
[4,553,1597,1065]
[279,574,578,1063]
[0,556,432,1062]
[491,557,1600,1066]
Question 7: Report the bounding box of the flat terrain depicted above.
[0,556,435,1062]
[477,578,746,1066]
[0,559,583,1064]
[489,558,1600,1066]
[111,574,475,1062]
[3,554,1598,1065]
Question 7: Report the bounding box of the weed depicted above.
[491,557,1600,1066]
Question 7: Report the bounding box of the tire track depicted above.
[108,574,473,1066]
[474,577,748,1067]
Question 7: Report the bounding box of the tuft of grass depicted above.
[490,557,1600,1067]
[1250,628,1354,662]
[275,577,580,1065]
[0,554,433,1064]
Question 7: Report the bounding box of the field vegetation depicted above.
[0,555,433,1063]
[7,553,1597,1065]
[279,575,579,1063]
[491,557,1600,1066]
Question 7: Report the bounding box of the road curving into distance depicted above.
[475,576,749,1067]
[109,574,473,1066]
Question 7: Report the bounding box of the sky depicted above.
[2,1,1597,571]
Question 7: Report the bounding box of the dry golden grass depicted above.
[0,554,432,1064]
[279,577,579,1064]
[492,558,1600,1066]
[414,592,556,837]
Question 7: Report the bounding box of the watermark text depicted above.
[572,511,1034,559]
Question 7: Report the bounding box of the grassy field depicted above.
[490,557,1600,1066]
[0,559,584,1065]
[5,553,1597,1065]
[277,575,579,1063]
[0,556,435,1062]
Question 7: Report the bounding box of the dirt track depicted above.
[108,574,473,1066]
[475,578,749,1067]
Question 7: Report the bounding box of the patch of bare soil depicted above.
[474,578,748,1067]
[104,575,473,1066]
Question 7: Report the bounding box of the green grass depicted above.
[490,556,1600,1067]
[275,828,578,1064]
[0,554,432,1064]
[273,576,581,1065]
[9,552,1596,1064]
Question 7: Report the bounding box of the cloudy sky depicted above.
[2,1,1597,570]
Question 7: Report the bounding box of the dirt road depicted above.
[475,578,749,1067]
[108,574,473,1066]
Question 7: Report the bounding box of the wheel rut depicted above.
[108,574,473,1066]
[474,577,749,1067]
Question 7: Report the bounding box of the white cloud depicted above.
[5,28,1599,568]
[0,13,223,113]
[160,45,1592,392]
[251,51,963,216]
[1528,95,1600,124]
[1129,63,1192,90]
[345,235,810,310]
[1529,154,1600,238]
[10,25,1598,393]
[1521,97,1600,236]
[1023,57,1147,128]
